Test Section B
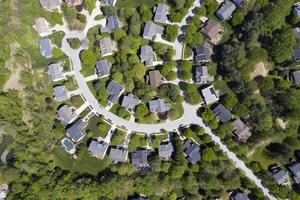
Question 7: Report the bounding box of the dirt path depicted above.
[250,62,269,80]
[3,64,23,92]
[247,138,273,158]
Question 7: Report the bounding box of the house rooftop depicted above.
[230,190,249,200]
[158,142,174,160]
[66,119,86,142]
[34,17,51,36]
[194,66,209,84]
[99,38,113,57]
[109,147,128,163]
[88,140,109,159]
[101,16,123,33]
[202,19,223,42]
[194,44,211,63]
[291,70,300,83]
[213,104,233,123]
[107,80,124,103]
[201,85,219,105]
[232,0,245,6]
[65,0,83,7]
[53,86,70,102]
[122,94,140,110]
[48,63,65,82]
[154,4,170,24]
[216,1,236,20]
[131,149,150,167]
[183,139,201,164]
[273,168,289,185]
[39,0,61,12]
[294,4,300,16]
[140,45,154,67]
[100,0,116,6]
[232,119,252,142]
[143,22,164,40]
[149,99,171,113]
[95,60,111,77]
[57,105,78,124]
[148,70,165,87]
[39,38,53,58]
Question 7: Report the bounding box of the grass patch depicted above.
[152,134,168,149]
[70,95,85,108]
[111,129,126,145]
[213,80,235,96]
[67,38,81,49]
[49,31,65,48]
[79,107,91,118]
[110,103,131,121]
[129,134,148,152]
[86,115,111,139]
[135,113,161,124]
[250,146,276,170]
[116,0,159,8]
[169,101,184,121]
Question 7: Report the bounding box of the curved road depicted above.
[54,1,277,200]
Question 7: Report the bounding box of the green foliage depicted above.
[221,94,238,110]
[231,9,245,26]
[129,134,148,151]
[205,0,219,16]
[202,148,217,162]
[80,49,98,73]
[201,107,214,122]
[135,103,149,118]
[153,43,176,60]
[111,130,126,145]
[138,5,153,21]
[51,12,63,25]
[112,29,126,41]
[101,6,117,17]
[165,24,180,42]
[178,60,192,80]
[160,61,177,80]
[216,123,233,139]
[158,84,180,103]
[183,83,202,105]
[84,0,96,13]
[67,38,81,49]
[0,92,23,125]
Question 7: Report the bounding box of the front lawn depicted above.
[110,103,131,121]
[128,134,148,151]
[152,134,168,149]
[110,129,126,145]
[86,115,111,139]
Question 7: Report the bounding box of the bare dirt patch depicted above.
[250,62,269,80]
[276,118,288,130]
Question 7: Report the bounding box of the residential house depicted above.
[230,190,249,200]
[213,104,233,123]
[64,0,83,7]
[57,105,78,125]
[183,139,201,164]
[271,166,289,185]
[154,4,170,24]
[290,70,300,83]
[202,19,223,44]
[143,22,164,40]
[232,0,245,7]
[33,17,52,37]
[289,162,300,183]
[132,196,150,200]
[148,70,165,87]
[194,66,209,84]
[39,0,61,12]
[158,142,173,160]
[88,140,109,159]
[140,45,154,67]
[48,63,65,82]
[39,38,53,58]
[99,38,114,57]
[232,119,252,142]
[100,0,116,6]
[216,1,236,20]
[294,49,300,61]
[53,86,70,102]
[194,44,211,63]
[201,85,219,105]
[131,149,150,167]
[109,147,128,163]
[107,80,124,103]
[101,16,123,33]
[66,119,86,142]
[95,60,111,78]
[294,3,300,17]
[149,99,171,114]
[294,27,300,40]
[122,94,140,111]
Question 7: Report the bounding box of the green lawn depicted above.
[86,115,111,139]
[152,134,168,149]
[250,146,276,170]
[110,103,131,121]
[111,130,126,145]
[116,0,161,8]
[129,134,148,151]
[70,95,85,108]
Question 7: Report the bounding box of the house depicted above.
[107,80,124,103]
[88,140,109,159]
[99,38,114,57]
[216,1,236,20]
[289,162,300,183]
[154,4,170,24]
[57,105,78,124]
[232,0,245,7]
[39,0,61,12]
[64,0,83,7]
[53,86,70,102]
[232,119,252,142]
[201,85,219,105]
[213,104,233,123]
[33,17,52,37]
[294,49,300,61]
[183,139,201,164]
[131,149,150,167]
[122,94,140,111]
[39,38,53,58]
[294,27,300,40]
[140,45,154,67]
[194,66,209,84]
[148,70,165,87]
[48,63,65,82]
[194,44,211,63]
[294,3,300,17]
[271,166,289,185]
[230,190,249,200]
[158,142,173,160]
[149,99,171,114]
[101,16,123,33]
[143,22,164,40]
[100,0,116,6]
[290,70,300,83]
[66,119,86,142]
[202,19,223,44]
[95,60,111,78]
[132,196,150,200]
[109,147,128,163]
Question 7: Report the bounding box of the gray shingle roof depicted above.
[131,149,149,167]
[143,22,164,40]
[101,16,123,33]
[154,4,170,24]
[66,119,86,142]
[183,139,201,164]
[149,99,171,113]
[201,85,219,105]
[53,86,70,102]
[291,70,300,83]
[273,169,289,185]
[122,94,140,110]
[140,45,154,66]
[107,80,124,103]
[34,17,51,36]
[232,119,252,142]
[88,140,109,159]
[39,38,53,58]
[195,66,209,83]
[109,147,128,163]
[95,60,111,77]
[57,105,78,124]
[101,0,116,6]
[48,63,64,81]
[231,191,249,200]
[213,104,232,123]
[232,0,245,6]
[158,142,173,160]
[65,0,83,7]
[216,1,236,20]
[40,0,61,11]
[99,38,113,56]
[194,45,211,62]
[289,163,300,179]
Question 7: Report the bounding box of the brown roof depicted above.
[232,119,252,142]
[148,70,165,87]
[202,19,223,41]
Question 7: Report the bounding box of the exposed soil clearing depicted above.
[250,62,269,80]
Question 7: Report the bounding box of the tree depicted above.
[113,29,126,41]
[221,94,238,109]
[231,10,245,26]
[183,84,202,105]
[205,0,219,16]
[84,0,96,13]
[158,84,180,102]
[138,5,153,21]
[202,148,217,162]
[259,77,274,91]
[178,60,193,80]
[216,123,233,139]
[201,108,215,122]
[101,6,117,17]
[80,49,97,68]
[135,104,149,118]
[165,24,179,42]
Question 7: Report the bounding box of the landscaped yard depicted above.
[110,103,131,121]
[152,134,168,149]
[116,0,159,8]
[86,115,111,139]
[70,95,85,108]
[110,129,126,145]
[128,134,148,152]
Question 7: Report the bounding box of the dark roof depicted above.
[122,94,140,110]
[291,70,300,83]
[154,3,170,23]
[183,139,201,164]
[95,60,111,77]
[149,99,171,113]
[66,119,86,142]
[232,0,245,6]
[216,1,236,20]
[294,49,300,61]
[158,142,173,159]
[131,149,150,167]
[194,45,211,62]
[109,147,128,163]
[213,104,232,123]
[231,191,249,200]
[143,22,164,40]
[107,80,124,103]
[102,16,123,33]
[39,38,53,58]
[289,162,300,179]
